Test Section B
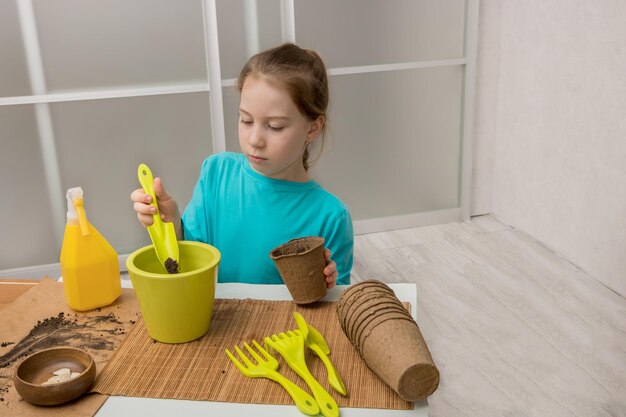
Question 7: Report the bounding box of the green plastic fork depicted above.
[225,340,319,415]
[265,332,340,417]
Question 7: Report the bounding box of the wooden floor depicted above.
[351,215,626,417]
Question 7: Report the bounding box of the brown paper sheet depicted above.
[0,278,140,417]
[93,299,412,410]
[0,280,37,309]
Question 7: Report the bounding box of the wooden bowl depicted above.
[13,347,96,406]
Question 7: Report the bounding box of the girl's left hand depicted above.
[323,248,338,288]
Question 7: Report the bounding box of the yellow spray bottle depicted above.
[60,187,121,311]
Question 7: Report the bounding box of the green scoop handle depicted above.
[137,163,180,273]
[294,312,347,396]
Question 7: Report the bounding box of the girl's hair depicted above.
[237,43,329,171]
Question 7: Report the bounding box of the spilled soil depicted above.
[0,310,135,404]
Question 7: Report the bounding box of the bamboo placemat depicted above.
[92,298,412,410]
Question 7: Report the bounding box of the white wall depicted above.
[473,0,626,296]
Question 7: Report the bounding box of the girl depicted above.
[131,43,353,287]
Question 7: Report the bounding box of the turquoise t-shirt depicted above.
[181,152,353,285]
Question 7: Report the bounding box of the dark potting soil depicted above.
[165,257,180,274]
[0,311,127,371]
[1,300,142,407]
[0,309,137,404]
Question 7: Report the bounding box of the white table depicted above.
[95,281,429,417]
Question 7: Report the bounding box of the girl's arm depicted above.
[325,209,354,285]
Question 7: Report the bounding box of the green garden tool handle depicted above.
[137,164,161,225]
[288,359,339,417]
[137,163,180,272]
[292,312,347,396]
[310,344,347,396]
[264,369,320,415]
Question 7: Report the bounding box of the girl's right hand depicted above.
[130,177,182,238]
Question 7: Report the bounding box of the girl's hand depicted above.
[130,177,182,238]
[323,248,338,288]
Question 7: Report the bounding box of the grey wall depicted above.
[1,1,471,275]
[472,0,626,296]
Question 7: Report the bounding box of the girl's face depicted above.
[238,76,323,182]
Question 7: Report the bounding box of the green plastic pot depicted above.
[126,241,221,343]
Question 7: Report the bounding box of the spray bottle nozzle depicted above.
[66,187,90,236]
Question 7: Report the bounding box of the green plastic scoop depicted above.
[293,311,347,396]
[137,163,180,273]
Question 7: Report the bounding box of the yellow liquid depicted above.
[60,222,122,311]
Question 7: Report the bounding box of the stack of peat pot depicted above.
[336,280,439,402]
